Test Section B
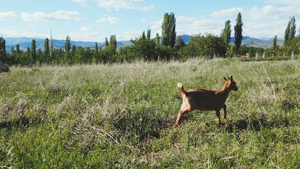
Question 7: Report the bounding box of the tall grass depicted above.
[1,58,300,168]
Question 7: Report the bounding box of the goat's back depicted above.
[184,89,226,111]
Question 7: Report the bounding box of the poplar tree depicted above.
[65,35,71,52]
[222,20,231,46]
[44,38,49,56]
[0,37,6,62]
[16,44,20,54]
[289,16,296,41]
[272,35,278,51]
[161,12,176,48]
[31,39,37,63]
[284,16,296,46]
[234,12,243,50]
[95,42,98,54]
[284,21,290,46]
[155,33,160,47]
[147,29,151,40]
[64,35,71,63]
[105,37,109,48]
[109,35,117,49]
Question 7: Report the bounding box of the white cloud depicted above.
[80,26,91,32]
[73,0,88,6]
[211,7,243,18]
[265,0,300,5]
[21,11,83,22]
[96,16,120,24]
[68,31,104,42]
[123,31,142,40]
[73,0,153,11]
[0,28,48,39]
[0,11,18,21]
[249,5,300,21]
[175,16,224,36]
[186,19,224,35]
[140,19,146,23]
[150,19,162,30]
[244,21,287,38]
[139,5,154,11]
[177,16,195,23]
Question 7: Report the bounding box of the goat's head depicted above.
[223,76,238,91]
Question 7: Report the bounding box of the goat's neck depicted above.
[219,84,231,96]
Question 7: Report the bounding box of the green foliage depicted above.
[31,39,37,63]
[2,12,299,67]
[234,12,243,50]
[221,20,231,46]
[0,37,6,62]
[161,13,176,48]
[272,35,278,51]
[184,34,226,59]
[129,30,157,61]
[175,35,186,50]
[284,16,296,46]
[1,58,300,168]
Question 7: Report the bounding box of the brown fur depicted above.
[174,76,238,127]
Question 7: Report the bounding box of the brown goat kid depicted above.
[174,76,238,127]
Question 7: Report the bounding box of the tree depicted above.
[64,35,71,63]
[95,42,99,54]
[175,35,186,50]
[161,12,176,48]
[284,16,296,46]
[284,19,291,46]
[184,34,226,59]
[155,33,160,47]
[234,12,243,50]
[272,35,278,51]
[31,39,37,63]
[105,37,109,48]
[16,44,21,54]
[222,20,231,46]
[71,45,76,58]
[0,37,6,62]
[147,29,151,40]
[289,16,296,41]
[44,38,50,63]
[130,30,157,60]
[109,35,117,49]
[65,35,71,52]
[103,35,117,62]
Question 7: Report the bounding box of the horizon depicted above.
[1,0,300,42]
[3,35,283,44]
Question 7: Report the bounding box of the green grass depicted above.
[1,58,300,168]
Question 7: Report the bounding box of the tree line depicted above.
[0,12,299,66]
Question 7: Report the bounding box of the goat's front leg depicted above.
[216,110,221,125]
[223,104,227,119]
[173,110,189,127]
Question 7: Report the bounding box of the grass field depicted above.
[1,58,300,168]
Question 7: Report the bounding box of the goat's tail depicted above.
[177,83,186,96]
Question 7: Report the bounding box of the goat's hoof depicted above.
[173,124,180,128]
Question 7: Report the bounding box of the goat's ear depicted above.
[224,77,227,81]
[230,76,233,81]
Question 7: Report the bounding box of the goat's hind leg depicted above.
[223,104,227,119]
[216,110,221,125]
[173,110,189,127]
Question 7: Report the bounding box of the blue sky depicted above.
[1,0,300,42]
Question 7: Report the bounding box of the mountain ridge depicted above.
[4,35,282,53]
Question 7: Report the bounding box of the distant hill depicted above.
[236,36,283,48]
[4,35,282,53]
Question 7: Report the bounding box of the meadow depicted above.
[0,58,299,168]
